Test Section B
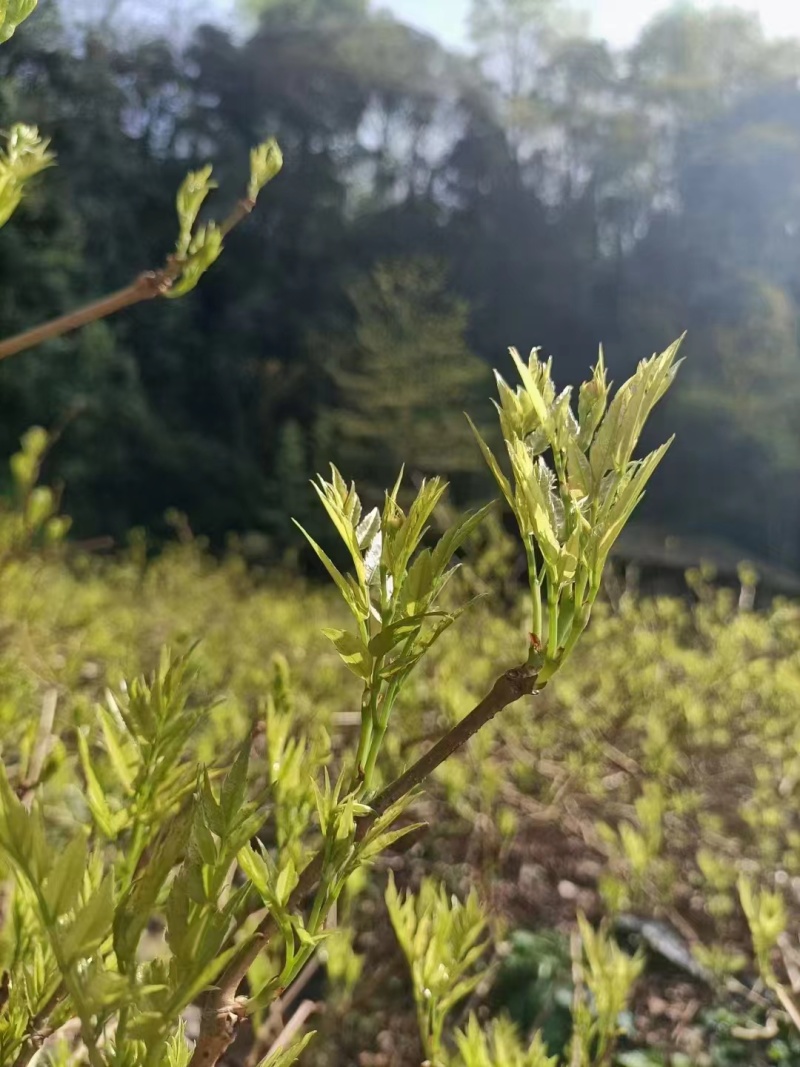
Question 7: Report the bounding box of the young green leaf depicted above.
[293,521,369,620]
[220,736,252,826]
[76,730,124,839]
[248,138,284,201]
[60,871,115,963]
[256,1030,316,1067]
[42,832,88,919]
[114,806,194,964]
[0,0,38,43]
[175,165,218,257]
[322,628,373,681]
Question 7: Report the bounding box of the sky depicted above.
[148,0,800,51]
[380,0,800,49]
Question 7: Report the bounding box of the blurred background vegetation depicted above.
[3,0,800,577]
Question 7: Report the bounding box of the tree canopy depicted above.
[1,0,799,569]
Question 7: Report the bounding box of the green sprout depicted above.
[469,338,683,683]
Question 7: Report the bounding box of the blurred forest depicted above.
[2,0,800,569]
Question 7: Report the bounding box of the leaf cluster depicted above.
[470,341,682,680]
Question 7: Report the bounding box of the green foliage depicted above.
[321,258,490,493]
[259,1031,316,1067]
[2,416,800,1064]
[0,0,37,43]
[386,873,490,1063]
[379,566,800,1059]
[596,782,673,913]
[0,443,318,1061]
[470,341,681,681]
[0,424,70,562]
[301,341,679,810]
[568,915,644,1066]
[451,1015,557,1067]
[738,877,787,991]
[9,8,797,1061]
[0,525,795,1066]
[386,876,643,1067]
[248,140,284,202]
[296,462,493,793]
[0,123,54,229]
[167,138,283,299]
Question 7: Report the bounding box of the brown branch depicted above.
[0,196,257,363]
[0,272,168,362]
[372,665,539,814]
[264,999,320,1061]
[188,662,540,1067]
[219,197,254,239]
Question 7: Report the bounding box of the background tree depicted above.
[319,258,490,497]
[1,0,799,570]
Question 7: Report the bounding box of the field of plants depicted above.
[2,426,800,1066]
[4,0,800,1064]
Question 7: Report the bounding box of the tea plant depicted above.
[385,873,490,1063]
[5,441,800,1065]
[386,877,643,1067]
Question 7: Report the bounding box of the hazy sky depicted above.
[381,0,800,48]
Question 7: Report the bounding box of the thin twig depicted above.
[188,662,541,1067]
[265,999,320,1061]
[219,197,255,238]
[279,956,322,1012]
[13,1016,82,1067]
[0,273,168,362]
[775,982,800,1034]
[0,197,256,363]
